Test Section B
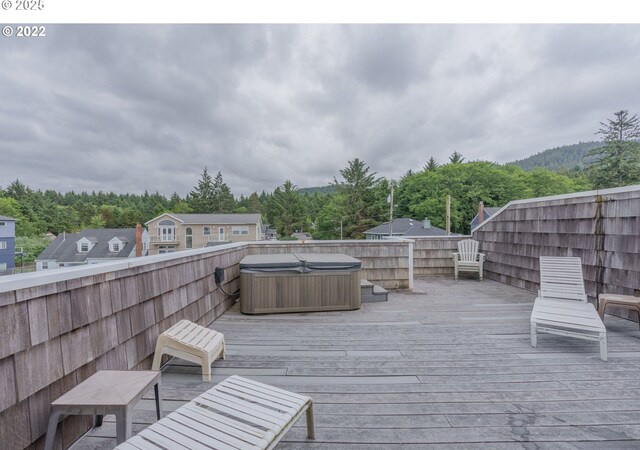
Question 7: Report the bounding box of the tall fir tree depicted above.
[587,110,640,188]
[188,167,216,212]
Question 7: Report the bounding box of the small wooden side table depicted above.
[44,370,162,450]
[598,294,640,328]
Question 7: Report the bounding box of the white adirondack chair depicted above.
[453,239,485,280]
[530,256,607,361]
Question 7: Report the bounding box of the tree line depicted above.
[1,110,638,262]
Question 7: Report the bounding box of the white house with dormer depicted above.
[36,227,149,270]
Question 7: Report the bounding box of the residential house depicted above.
[0,215,16,273]
[36,227,149,270]
[470,206,501,230]
[145,213,263,255]
[364,217,454,239]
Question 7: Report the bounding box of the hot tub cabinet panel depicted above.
[240,253,362,314]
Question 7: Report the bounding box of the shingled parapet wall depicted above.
[0,239,413,449]
[473,185,640,321]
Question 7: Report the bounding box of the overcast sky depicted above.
[1,24,639,197]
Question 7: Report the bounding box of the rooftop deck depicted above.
[76,277,640,449]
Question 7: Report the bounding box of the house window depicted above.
[158,220,176,242]
[203,226,211,235]
[218,227,225,241]
[42,262,49,269]
[0,222,5,226]
[185,227,193,249]
[80,243,89,252]
[112,243,120,252]
[0,241,6,249]
[158,245,175,254]
[0,263,6,271]
[232,226,249,236]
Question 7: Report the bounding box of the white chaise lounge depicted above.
[530,256,607,361]
[115,375,315,450]
[152,320,225,382]
[453,238,485,281]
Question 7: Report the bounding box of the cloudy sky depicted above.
[1,24,639,197]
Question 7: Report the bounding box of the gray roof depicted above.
[365,218,452,237]
[0,215,16,221]
[37,228,138,263]
[152,213,261,225]
[470,207,502,229]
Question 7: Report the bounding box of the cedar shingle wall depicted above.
[473,189,640,319]
[0,246,247,450]
[412,236,469,276]
[0,240,414,449]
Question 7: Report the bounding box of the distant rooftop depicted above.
[365,218,454,237]
[147,213,262,225]
[37,228,138,263]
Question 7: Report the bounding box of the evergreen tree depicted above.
[270,180,304,236]
[423,157,439,171]
[188,167,216,212]
[212,171,236,213]
[587,110,640,188]
[333,158,382,238]
[448,152,465,164]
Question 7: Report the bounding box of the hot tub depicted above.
[239,253,362,314]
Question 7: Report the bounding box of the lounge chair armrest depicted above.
[452,252,460,261]
[478,253,485,262]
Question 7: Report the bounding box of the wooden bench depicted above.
[152,320,225,382]
[115,375,315,450]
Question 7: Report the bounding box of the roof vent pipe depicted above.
[423,218,431,229]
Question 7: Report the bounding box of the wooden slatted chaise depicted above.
[152,320,225,382]
[530,256,607,361]
[114,375,315,450]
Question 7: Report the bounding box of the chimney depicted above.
[136,224,143,257]
[478,201,485,225]
[423,218,431,229]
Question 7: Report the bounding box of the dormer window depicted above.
[108,237,125,253]
[77,237,96,253]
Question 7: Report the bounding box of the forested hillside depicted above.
[510,141,603,171]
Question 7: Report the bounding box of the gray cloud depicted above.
[1,24,639,197]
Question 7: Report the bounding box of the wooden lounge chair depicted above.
[152,320,225,382]
[530,256,607,361]
[453,238,485,280]
[114,375,315,450]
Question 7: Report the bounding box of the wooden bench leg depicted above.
[600,332,607,362]
[530,323,537,348]
[43,409,63,450]
[115,408,133,444]
[154,381,163,420]
[202,354,212,382]
[306,403,316,439]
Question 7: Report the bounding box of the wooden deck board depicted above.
[74,277,640,449]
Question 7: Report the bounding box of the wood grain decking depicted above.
[75,277,640,449]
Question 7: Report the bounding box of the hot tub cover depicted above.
[294,253,361,271]
[239,253,361,273]
[239,254,302,272]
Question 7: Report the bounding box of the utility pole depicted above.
[446,194,451,236]
[388,182,395,237]
[340,220,343,240]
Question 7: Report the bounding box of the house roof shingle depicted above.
[37,228,138,263]
[364,218,454,237]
